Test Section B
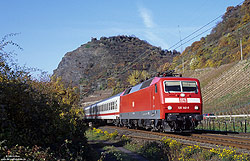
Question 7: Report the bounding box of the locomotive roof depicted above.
[84,76,200,108]
[121,76,199,96]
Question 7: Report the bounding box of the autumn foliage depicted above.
[172,0,250,71]
[0,35,92,160]
[127,70,150,86]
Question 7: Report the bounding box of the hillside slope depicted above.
[173,0,250,71]
[54,36,178,94]
[184,59,250,114]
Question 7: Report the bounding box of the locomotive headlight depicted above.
[194,106,199,110]
[167,106,173,110]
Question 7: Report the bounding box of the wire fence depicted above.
[196,115,250,133]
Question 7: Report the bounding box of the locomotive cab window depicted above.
[164,81,181,92]
[164,81,198,93]
[182,81,197,93]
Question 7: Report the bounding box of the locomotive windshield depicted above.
[164,81,198,93]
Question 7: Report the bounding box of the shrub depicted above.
[0,34,91,160]
[179,145,202,161]
[139,142,167,161]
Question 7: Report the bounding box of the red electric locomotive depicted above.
[84,71,203,132]
[119,72,203,132]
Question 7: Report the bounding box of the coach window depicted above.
[155,84,157,93]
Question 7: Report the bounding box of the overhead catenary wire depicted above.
[103,0,247,82]
[169,15,222,50]
[173,25,215,51]
[178,21,250,60]
[101,1,247,80]
[108,21,250,86]
[168,0,245,51]
[174,14,250,52]
[82,1,248,96]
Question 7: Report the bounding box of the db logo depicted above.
[179,98,187,103]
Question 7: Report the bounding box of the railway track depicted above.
[191,133,250,149]
[101,126,250,152]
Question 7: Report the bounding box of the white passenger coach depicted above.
[84,93,120,121]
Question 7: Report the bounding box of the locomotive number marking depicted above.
[178,106,189,109]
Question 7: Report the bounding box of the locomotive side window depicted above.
[140,78,153,89]
[182,81,197,93]
[123,88,132,95]
[164,81,181,92]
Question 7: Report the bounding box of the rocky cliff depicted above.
[53,35,178,95]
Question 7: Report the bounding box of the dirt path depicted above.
[88,140,149,161]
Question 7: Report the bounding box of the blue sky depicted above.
[0,0,241,74]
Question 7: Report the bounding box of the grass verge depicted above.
[86,128,250,161]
